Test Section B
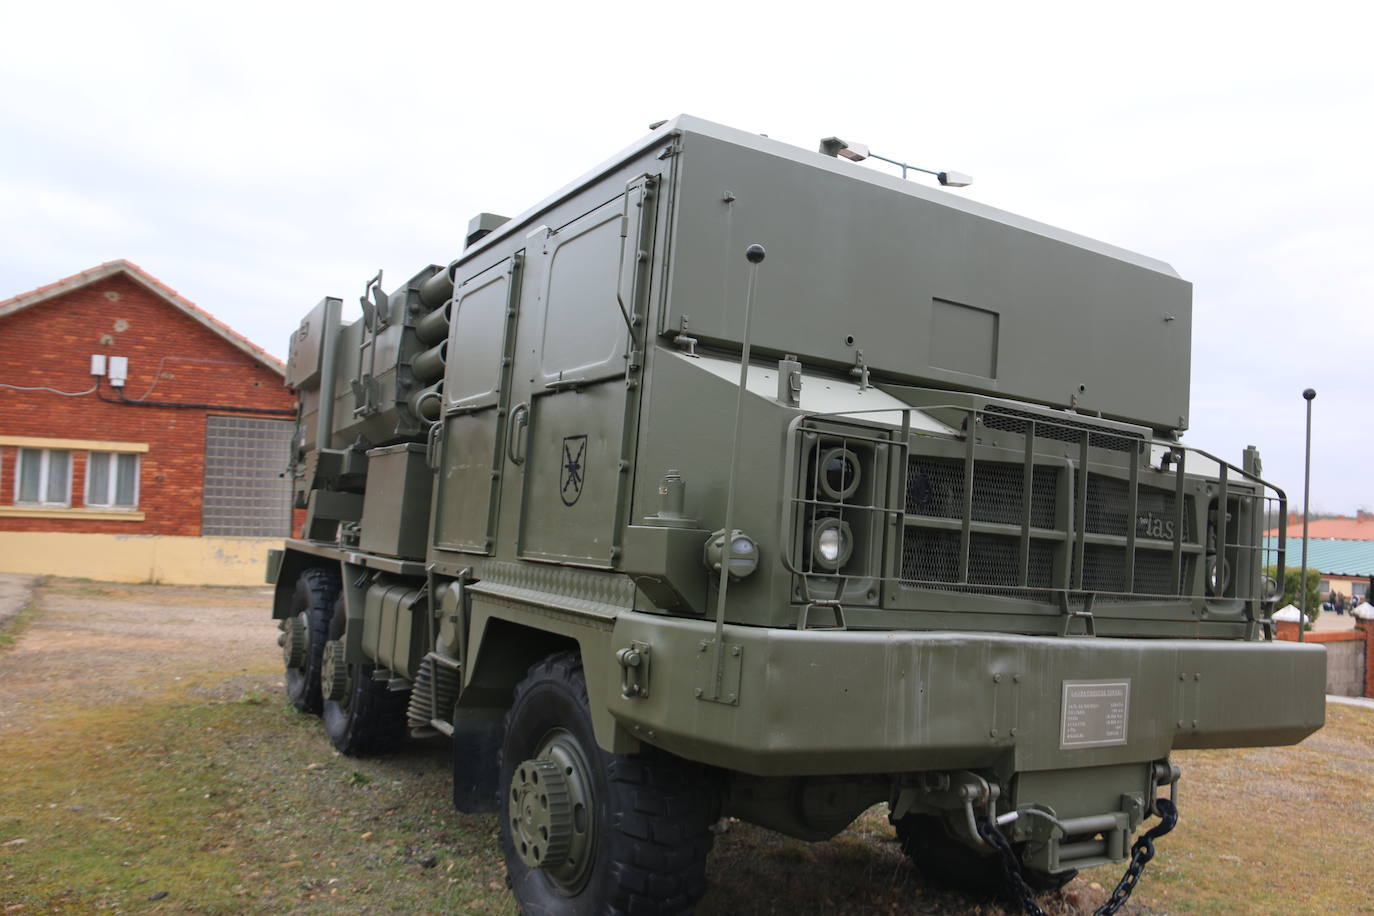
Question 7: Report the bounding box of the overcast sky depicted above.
[3,0,1370,512]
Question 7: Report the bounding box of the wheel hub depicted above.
[321,640,350,702]
[508,758,574,870]
[281,616,306,669]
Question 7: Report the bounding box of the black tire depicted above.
[283,567,339,716]
[894,812,1075,898]
[323,658,410,756]
[499,651,717,916]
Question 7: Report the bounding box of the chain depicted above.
[977,818,1048,916]
[1093,798,1178,915]
[978,797,1178,916]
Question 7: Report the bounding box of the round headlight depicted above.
[810,518,853,570]
[703,529,760,580]
[817,447,861,501]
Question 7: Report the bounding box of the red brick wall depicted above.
[1276,620,1374,699]
[0,273,296,536]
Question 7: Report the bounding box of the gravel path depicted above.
[0,572,37,627]
[0,580,276,738]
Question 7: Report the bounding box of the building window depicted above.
[86,452,140,508]
[201,416,293,537]
[15,448,72,506]
[1319,579,1331,595]
[1355,583,1368,601]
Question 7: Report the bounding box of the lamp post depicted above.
[1299,388,1316,642]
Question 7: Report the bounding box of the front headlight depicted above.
[817,446,861,501]
[810,517,853,570]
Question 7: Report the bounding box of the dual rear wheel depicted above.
[280,568,407,754]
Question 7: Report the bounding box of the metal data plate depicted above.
[1060,679,1131,749]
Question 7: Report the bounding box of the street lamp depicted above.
[1299,388,1316,642]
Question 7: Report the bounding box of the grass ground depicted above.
[1,579,1369,914]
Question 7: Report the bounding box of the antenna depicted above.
[710,243,767,697]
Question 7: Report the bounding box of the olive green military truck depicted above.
[267,116,1325,914]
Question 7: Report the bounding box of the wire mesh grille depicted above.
[1077,471,1198,543]
[1071,546,1196,598]
[982,405,1142,453]
[901,529,1056,593]
[907,457,1058,529]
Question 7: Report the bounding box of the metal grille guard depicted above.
[780,405,1287,637]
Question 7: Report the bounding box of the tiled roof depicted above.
[0,260,284,375]
[1265,517,1374,540]
[1263,537,1374,577]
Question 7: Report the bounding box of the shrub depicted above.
[1264,565,1322,625]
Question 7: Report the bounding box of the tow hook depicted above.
[616,641,651,699]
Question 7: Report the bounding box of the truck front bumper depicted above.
[608,612,1326,777]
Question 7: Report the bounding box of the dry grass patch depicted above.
[4,579,1371,915]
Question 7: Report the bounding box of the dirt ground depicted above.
[1,579,1369,914]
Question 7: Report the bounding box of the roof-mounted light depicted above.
[819,136,972,188]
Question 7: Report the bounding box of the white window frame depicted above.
[84,451,141,509]
[14,448,72,507]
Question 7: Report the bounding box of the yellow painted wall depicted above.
[0,532,278,586]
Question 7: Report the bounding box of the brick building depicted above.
[0,260,297,584]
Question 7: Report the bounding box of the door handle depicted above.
[507,402,529,465]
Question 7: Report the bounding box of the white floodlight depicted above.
[837,141,869,162]
[821,135,972,189]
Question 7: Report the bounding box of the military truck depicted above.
[267,116,1326,914]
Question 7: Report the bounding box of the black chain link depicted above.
[978,797,1178,916]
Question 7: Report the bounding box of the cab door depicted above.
[511,178,657,567]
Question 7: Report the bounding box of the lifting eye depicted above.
[817,447,861,501]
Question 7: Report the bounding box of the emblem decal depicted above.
[1136,512,1175,540]
[560,435,588,506]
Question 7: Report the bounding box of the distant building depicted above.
[0,260,296,585]
[1263,536,1374,604]
[1265,512,1374,603]
[1267,511,1374,541]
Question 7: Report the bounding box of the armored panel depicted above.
[434,413,500,553]
[664,122,1192,431]
[536,198,630,386]
[434,255,522,557]
[359,443,432,559]
[285,298,329,389]
[445,266,510,410]
[519,383,626,567]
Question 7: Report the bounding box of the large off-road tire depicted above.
[322,655,410,756]
[894,812,1075,897]
[499,651,718,916]
[282,566,340,716]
